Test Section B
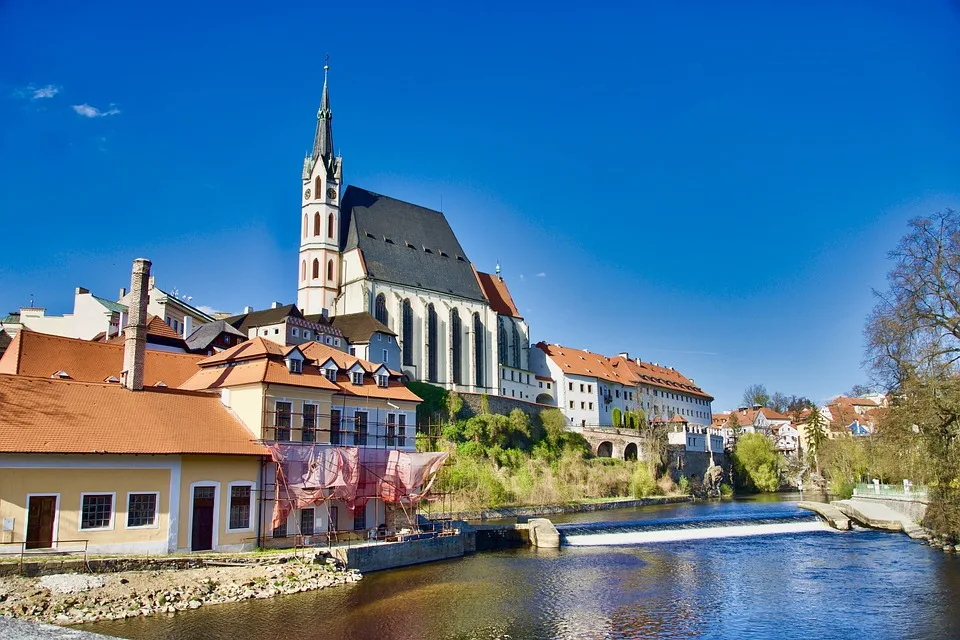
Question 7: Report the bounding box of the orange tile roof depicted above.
[475,270,521,318]
[0,330,204,387]
[103,315,186,344]
[613,356,713,400]
[669,414,689,423]
[536,343,635,386]
[0,374,267,456]
[825,397,884,427]
[719,407,791,427]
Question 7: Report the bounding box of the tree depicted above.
[727,412,741,439]
[731,433,781,493]
[787,396,816,423]
[770,392,790,414]
[742,384,770,409]
[612,407,622,427]
[847,384,873,398]
[804,407,828,474]
[446,391,463,423]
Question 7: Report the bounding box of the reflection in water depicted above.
[85,499,958,640]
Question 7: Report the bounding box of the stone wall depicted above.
[334,534,464,573]
[668,447,730,485]
[852,494,929,523]
[457,393,550,422]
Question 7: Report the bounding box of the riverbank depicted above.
[426,495,693,521]
[0,555,360,626]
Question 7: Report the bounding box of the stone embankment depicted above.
[0,555,360,626]
[427,496,692,522]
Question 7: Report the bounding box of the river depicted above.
[84,495,959,639]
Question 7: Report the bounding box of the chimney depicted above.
[618,352,629,360]
[244,306,253,314]
[119,287,127,298]
[271,301,281,309]
[122,258,151,391]
[76,287,89,295]
[182,315,193,338]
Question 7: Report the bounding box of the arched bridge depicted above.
[580,427,650,461]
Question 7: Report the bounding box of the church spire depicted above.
[312,58,335,174]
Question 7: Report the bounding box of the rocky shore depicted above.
[0,556,361,626]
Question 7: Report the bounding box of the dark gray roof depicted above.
[225,304,302,334]
[184,319,246,351]
[340,186,486,303]
[0,332,10,358]
[330,312,396,344]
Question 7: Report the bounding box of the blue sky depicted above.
[2,1,960,411]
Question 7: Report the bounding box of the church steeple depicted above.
[312,61,335,175]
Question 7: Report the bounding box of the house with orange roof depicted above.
[180,336,423,541]
[0,260,266,555]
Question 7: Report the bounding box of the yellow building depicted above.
[0,374,267,554]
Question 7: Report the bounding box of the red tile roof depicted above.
[0,330,204,387]
[613,357,713,400]
[475,270,521,318]
[0,374,267,456]
[536,343,634,386]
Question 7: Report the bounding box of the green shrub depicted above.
[630,462,658,497]
[830,478,856,499]
[678,476,691,495]
[719,483,734,498]
[732,433,782,493]
[612,407,622,427]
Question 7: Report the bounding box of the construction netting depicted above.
[268,444,448,530]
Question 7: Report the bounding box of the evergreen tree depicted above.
[804,407,828,474]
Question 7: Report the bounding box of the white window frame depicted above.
[351,371,364,385]
[125,491,160,530]
[79,491,117,532]
[226,481,256,533]
[382,349,388,363]
[334,338,341,347]
[291,328,299,337]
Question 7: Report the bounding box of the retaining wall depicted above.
[851,494,929,523]
[458,393,550,422]
[333,534,464,573]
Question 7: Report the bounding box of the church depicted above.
[296,66,535,400]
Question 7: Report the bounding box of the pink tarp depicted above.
[268,444,448,530]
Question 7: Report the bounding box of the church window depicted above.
[314,213,321,236]
[302,214,307,238]
[328,213,335,239]
[511,322,521,368]
[375,294,388,326]
[497,317,507,366]
[473,313,483,388]
[301,260,306,281]
[314,176,321,199]
[312,259,319,279]
[327,260,334,282]
[427,304,438,383]
[451,308,462,385]
[402,299,413,367]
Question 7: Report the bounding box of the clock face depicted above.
[327,187,337,200]
[304,188,311,200]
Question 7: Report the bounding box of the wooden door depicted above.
[26,496,57,549]
[191,486,215,551]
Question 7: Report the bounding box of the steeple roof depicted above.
[311,63,336,176]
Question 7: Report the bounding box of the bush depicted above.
[630,462,658,497]
[612,407,622,427]
[830,478,856,499]
[719,483,734,498]
[732,433,781,493]
[677,476,691,495]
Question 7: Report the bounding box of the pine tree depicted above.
[804,408,828,474]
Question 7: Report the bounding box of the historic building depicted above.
[294,67,532,395]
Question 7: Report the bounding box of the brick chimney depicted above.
[122,258,151,391]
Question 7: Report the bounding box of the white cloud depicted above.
[32,85,59,99]
[72,103,120,118]
[519,274,526,281]
[197,305,220,316]
[536,272,546,278]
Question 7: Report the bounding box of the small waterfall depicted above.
[559,513,830,546]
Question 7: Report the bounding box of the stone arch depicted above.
[597,441,614,458]
[536,393,553,405]
[624,442,638,461]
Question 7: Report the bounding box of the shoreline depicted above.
[0,554,360,627]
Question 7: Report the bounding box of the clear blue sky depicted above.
[2,1,960,411]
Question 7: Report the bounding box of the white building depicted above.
[7,287,127,341]
[293,67,531,395]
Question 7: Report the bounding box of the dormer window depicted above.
[287,358,302,374]
[324,367,337,382]
[52,370,70,379]
[377,374,389,388]
[351,371,364,385]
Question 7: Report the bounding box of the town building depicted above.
[294,66,532,396]
[226,303,344,349]
[329,312,399,368]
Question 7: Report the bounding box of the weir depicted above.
[558,512,831,546]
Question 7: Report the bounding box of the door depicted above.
[191,486,215,551]
[26,496,56,549]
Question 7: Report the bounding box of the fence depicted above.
[853,482,928,499]
[0,539,89,575]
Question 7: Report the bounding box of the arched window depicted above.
[375,293,388,326]
[314,176,321,199]
[302,214,308,238]
[312,258,320,279]
[451,308,462,385]
[314,212,321,236]
[497,317,507,366]
[327,259,334,282]
[427,304,438,383]
[300,260,306,281]
[328,212,335,239]
[473,313,484,388]
[402,299,413,366]
[511,322,521,368]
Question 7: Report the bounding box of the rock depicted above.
[944,545,955,554]
[188,600,202,609]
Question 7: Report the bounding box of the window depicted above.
[80,494,113,530]
[386,413,396,447]
[262,329,268,336]
[580,384,584,393]
[312,259,320,279]
[569,383,574,391]
[303,330,311,340]
[330,409,341,445]
[589,402,594,410]
[127,493,157,528]
[451,308,462,385]
[547,383,551,390]
[511,322,521,368]
[473,313,484,387]
[314,212,321,236]
[328,212,335,239]
[353,506,366,531]
[274,328,280,335]
[616,390,620,398]
[581,402,585,410]
[301,508,315,536]
[426,304,438,382]
[502,369,507,380]
[402,299,413,366]
[511,390,515,397]
[303,214,308,238]
[539,381,543,388]
[351,371,364,385]
[511,370,515,381]
[327,260,334,282]
[303,404,317,442]
[382,349,388,363]
[273,521,287,538]
[588,385,592,394]
[229,485,252,530]
[324,367,337,382]
[375,294,388,326]
[292,328,299,337]
[315,176,321,200]
[377,333,382,341]
[377,374,389,388]
[569,401,574,409]
[300,260,306,281]
[335,338,341,347]
[349,347,357,356]
[288,358,302,374]
[497,317,507,366]
[398,413,407,446]
[355,411,368,446]
[275,401,292,441]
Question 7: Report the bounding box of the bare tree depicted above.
[770,392,790,414]
[742,383,770,408]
